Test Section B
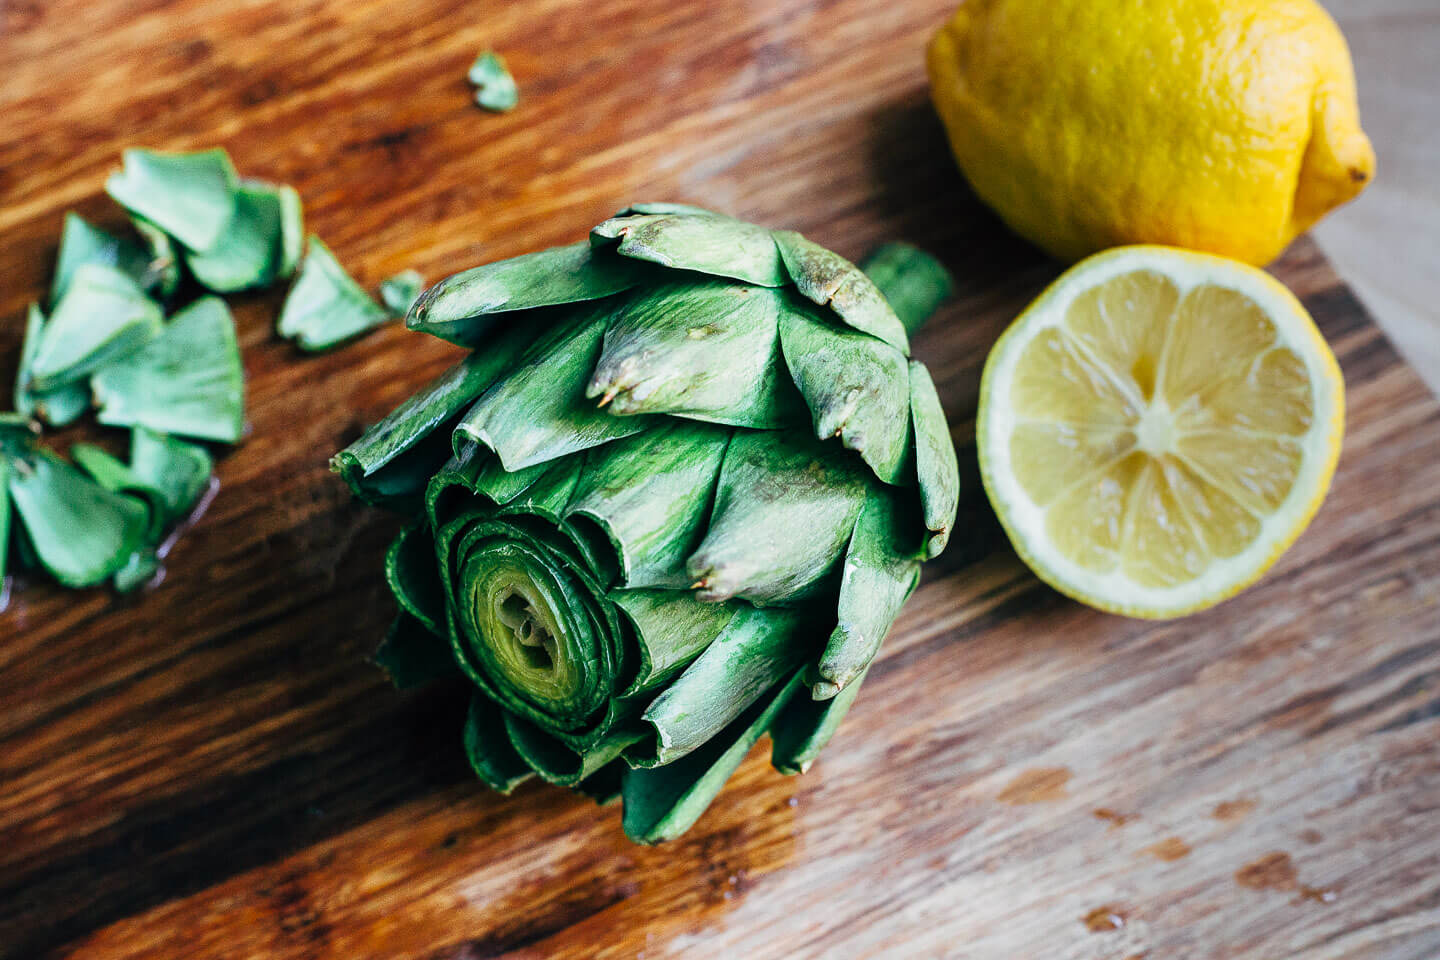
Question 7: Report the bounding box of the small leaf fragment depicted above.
[277,236,391,351]
[15,304,90,427]
[29,263,162,392]
[93,296,246,443]
[7,450,149,588]
[129,427,214,526]
[468,51,518,112]
[105,148,239,253]
[379,269,425,317]
[186,180,299,292]
[50,212,150,306]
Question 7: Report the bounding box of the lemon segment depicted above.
[978,246,1344,619]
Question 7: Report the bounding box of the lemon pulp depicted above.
[979,247,1344,618]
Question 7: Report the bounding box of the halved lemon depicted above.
[977,246,1344,619]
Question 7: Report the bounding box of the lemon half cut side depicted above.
[977,246,1345,619]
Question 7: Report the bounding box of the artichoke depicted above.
[333,205,959,843]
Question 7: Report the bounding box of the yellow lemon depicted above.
[977,247,1344,619]
[927,0,1376,266]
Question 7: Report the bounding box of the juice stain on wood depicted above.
[1081,905,1127,932]
[1212,799,1257,821]
[1236,852,1297,891]
[1144,836,1191,861]
[997,768,1070,805]
[1093,808,1137,828]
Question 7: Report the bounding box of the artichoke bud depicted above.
[335,205,959,842]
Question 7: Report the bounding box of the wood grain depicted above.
[2,1,1439,958]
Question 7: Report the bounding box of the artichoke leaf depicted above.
[407,241,640,346]
[566,421,730,588]
[50,212,151,307]
[93,296,245,443]
[632,604,810,766]
[859,242,956,338]
[130,217,182,300]
[463,693,535,794]
[29,264,162,392]
[456,303,651,471]
[129,428,215,527]
[70,443,170,541]
[333,324,534,505]
[591,212,787,287]
[588,282,801,428]
[772,666,869,774]
[379,269,425,317]
[185,180,298,292]
[621,668,806,844]
[910,362,960,558]
[386,523,447,634]
[277,236,391,351]
[105,148,239,253]
[774,230,910,353]
[374,612,461,689]
[8,451,150,588]
[814,488,920,699]
[687,430,867,605]
[777,301,913,484]
[468,51,518,112]
[611,588,737,698]
[15,304,90,428]
[502,712,645,787]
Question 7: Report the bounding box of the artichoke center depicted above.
[496,590,556,671]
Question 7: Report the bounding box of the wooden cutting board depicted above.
[3,1,1439,958]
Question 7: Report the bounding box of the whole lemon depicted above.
[927,0,1376,266]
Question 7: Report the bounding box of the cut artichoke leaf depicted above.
[93,296,245,443]
[814,490,921,699]
[621,668,806,845]
[105,148,239,253]
[566,421,730,588]
[772,665,869,774]
[70,443,170,541]
[472,457,548,506]
[463,693,535,794]
[8,450,150,588]
[591,212,788,287]
[185,180,300,292]
[332,324,535,504]
[130,217,182,301]
[386,523,447,634]
[503,712,644,787]
[633,604,810,766]
[29,263,163,392]
[687,429,867,604]
[774,230,910,353]
[15,304,90,428]
[379,269,425,317]
[778,301,913,484]
[129,427,214,526]
[375,611,462,689]
[407,241,641,346]
[277,236,391,351]
[611,588,737,698]
[589,281,802,428]
[468,51,519,112]
[113,550,162,594]
[909,361,961,558]
[859,242,956,338]
[456,303,652,471]
[50,212,151,306]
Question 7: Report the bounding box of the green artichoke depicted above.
[333,205,959,843]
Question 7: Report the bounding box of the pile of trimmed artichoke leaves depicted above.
[6,153,962,843]
[2,148,417,601]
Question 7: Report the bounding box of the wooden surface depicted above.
[3,1,1440,958]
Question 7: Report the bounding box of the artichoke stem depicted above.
[859,243,955,337]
